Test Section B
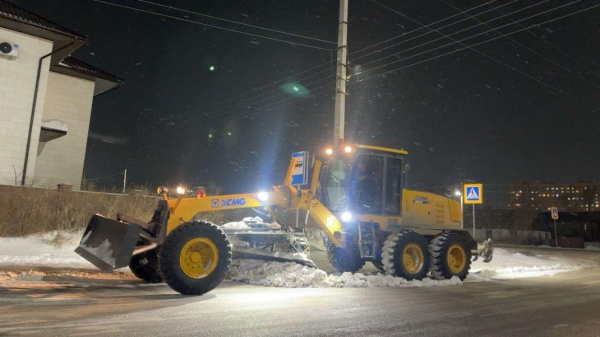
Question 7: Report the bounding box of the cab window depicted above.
[385,158,402,214]
[351,155,383,213]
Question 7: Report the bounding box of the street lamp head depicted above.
[454,190,462,197]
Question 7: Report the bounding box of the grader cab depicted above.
[75,144,493,295]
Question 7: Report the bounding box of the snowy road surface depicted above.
[1,233,600,336]
[1,257,600,336]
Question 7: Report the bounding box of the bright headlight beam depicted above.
[176,186,186,195]
[341,211,352,222]
[257,191,269,201]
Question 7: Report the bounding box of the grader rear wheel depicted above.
[429,232,471,281]
[159,221,232,295]
[382,230,430,280]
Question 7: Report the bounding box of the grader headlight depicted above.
[176,186,187,195]
[325,148,333,155]
[344,146,352,153]
[257,191,269,201]
[341,211,352,222]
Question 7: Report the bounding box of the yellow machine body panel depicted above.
[352,189,461,231]
[400,189,462,230]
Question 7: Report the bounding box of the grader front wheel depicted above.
[326,239,365,273]
[159,221,232,295]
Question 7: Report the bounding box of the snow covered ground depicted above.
[470,248,580,280]
[0,231,95,269]
[0,232,587,288]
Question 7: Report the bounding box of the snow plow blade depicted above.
[232,246,318,268]
[75,214,142,272]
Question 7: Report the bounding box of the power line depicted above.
[184,0,571,127]
[208,82,335,128]
[134,0,337,45]
[178,0,507,120]
[92,0,334,51]
[354,0,499,57]
[355,0,523,66]
[485,1,600,80]
[155,1,597,134]
[85,171,125,181]
[358,0,552,72]
[437,0,600,90]
[355,2,600,110]
[162,2,599,148]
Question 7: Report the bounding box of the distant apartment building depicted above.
[508,181,600,212]
[0,1,121,189]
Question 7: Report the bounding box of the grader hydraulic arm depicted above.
[164,158,343,247]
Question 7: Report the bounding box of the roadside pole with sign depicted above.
[291,151,309,227]
[463,183,483,240]
[551,206,559,247]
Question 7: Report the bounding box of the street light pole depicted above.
[473,204,476,240]
[454,189,463,229]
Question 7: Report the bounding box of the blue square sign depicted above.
[463,183,483,204]
[290,151,308,186]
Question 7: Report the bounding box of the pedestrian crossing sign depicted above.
[463,183,483,204]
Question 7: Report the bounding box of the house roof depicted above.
[0,0,84,39]
[52,57,123,96]
[0,0,122,95]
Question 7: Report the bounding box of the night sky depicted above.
[13,0,600,206]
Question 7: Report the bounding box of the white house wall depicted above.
[0,28,52,185]
[34,72,95,189]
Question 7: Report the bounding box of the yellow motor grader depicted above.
[75,143,492,295]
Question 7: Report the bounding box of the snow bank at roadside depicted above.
[0,231,95,269]
[228,259,465,288]
[470,248,579,279]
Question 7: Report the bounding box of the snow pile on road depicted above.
[471,248,580,279]
[221,221,250,229]
[228,259,464,288]
[221,216,264,229]
[0,231,95,269]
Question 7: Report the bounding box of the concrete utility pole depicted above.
[333,0,348,146]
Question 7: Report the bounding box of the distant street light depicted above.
[454,190,462,197]
[209,66,215,71]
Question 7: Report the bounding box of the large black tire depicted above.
[326,239,365,273]
[382,230,430,280]
[159,221,232,295]
[429,232,471,281]
[129,249,163,283]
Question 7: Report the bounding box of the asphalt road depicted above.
[1,248,600,337]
